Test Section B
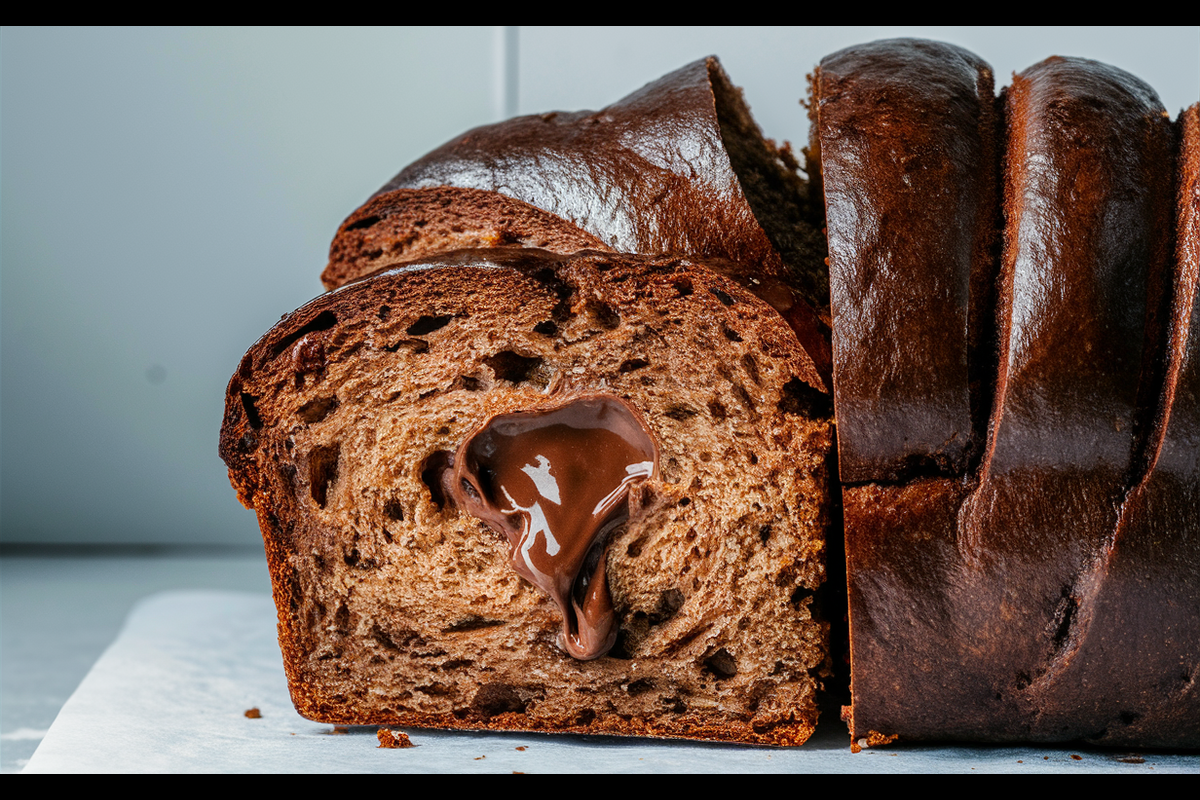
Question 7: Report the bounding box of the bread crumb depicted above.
[243,707,261,719]
[377,729,415,749]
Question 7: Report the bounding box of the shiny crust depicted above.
[382,59,782,278]
[842,53,1193,747]
[816,38,999,482]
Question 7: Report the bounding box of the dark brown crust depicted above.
[222,248,830,747]
[842,53,1193,747]
[817,38,999,483]
[321,186,611,291]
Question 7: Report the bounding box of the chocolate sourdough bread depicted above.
[814,39,999,483]
[221,249,832,744]
[222,40,1198,750]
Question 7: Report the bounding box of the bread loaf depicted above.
[221,39,1200,750]
[322,185,610,291]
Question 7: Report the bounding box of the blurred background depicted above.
[2,27,1197,770]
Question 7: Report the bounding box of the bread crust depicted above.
[816,38,999,482]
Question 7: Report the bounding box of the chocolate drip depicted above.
[450,396,659,660]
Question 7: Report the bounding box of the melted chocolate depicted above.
[450,396,659,660]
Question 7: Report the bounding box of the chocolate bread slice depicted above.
[321,186,610,291]
[377,56,829,323]
[220,248,832,745]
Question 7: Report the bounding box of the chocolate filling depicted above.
[450,395,660,660]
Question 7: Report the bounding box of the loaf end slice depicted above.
[221,248,832,745]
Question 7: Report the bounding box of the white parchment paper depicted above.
[23,591,1197,773]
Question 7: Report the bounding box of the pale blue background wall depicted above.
[3,27,1197,545]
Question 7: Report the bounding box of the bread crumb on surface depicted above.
[377,728,415,749]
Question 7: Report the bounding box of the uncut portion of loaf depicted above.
[220,248,832,745]
[835,51,1193,748]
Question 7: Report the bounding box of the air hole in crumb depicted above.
[297,395,338,424]
[778,377,833,417]
[308,443,340,508]
[384,338,428,354]
[789,586,814,608]
[575,708,597,725]
[343,214,382,232]
[445,616,506,633]
[662,697,687,714]
[378,305,391,320]
[484,351,546,386]
[741,353,760,384]
[673,278,694,297]
[626,535,648,558]
[722,326,743,343]
[656,589,684,622]
[626,678,655,695]
[678,497,691,507]
[240,392,263,429]
[344,547,360,567]
[533,320,558,336]
[664,405,697,421]
[591,302,620,329]
[710,288,735,306]
[383,500,404,522]
[707,399,727,421]
[407,314,453,335]
[619,358,650,373]
[420,450,455,510]
[334,602,351,636]
[471,683,527,718]
[270,311,337,359]
[703,648,738,679]
[456,376,483,392]
[733,384,757,415]
[759,525,772,544]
